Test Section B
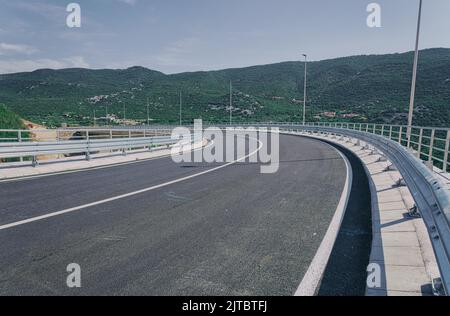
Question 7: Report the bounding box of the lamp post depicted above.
[407,0,423,147]
[146,97,150,126]
[229,80,233,125]
[302,54,307,125]
[179,91,182,126]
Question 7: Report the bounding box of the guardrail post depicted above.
[109,130,113,153]
[381,125,385,137]
[18,130,23,162]
[389,126,393,140]
[86,131,91,161]
[128,130,132,151]
[407,127,411,149]
[417,128,423,159]
[398,126,403,144]
[427,129,435,171]
[32,156,38,167]
[443,130,450,172]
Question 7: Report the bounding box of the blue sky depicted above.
[0,0,449,74]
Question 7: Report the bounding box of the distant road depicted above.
[0,135,346,295]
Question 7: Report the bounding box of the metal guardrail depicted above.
[0,128,175,142]
[0,135,172,158]
[0,131,198,166]
[4,122,448,172]
[236,122,450,173]
[234,122,450,295]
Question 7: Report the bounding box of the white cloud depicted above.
[11,1,65,23]
[117,0,138,5]
[0,56,90,74]
[155,37,201,67]
[0,42,39,55]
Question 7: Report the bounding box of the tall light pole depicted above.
[229,80,233,125]
[146,97,150,126]
[407,0,423,147]
[179,91,182,126]
[302,54,307,125]
[104,105,108,126]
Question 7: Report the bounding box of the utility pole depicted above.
[179,91,182,126]
[105,105,108,127]
[302,54,307,125]
[407,0,423,147]
[229,80,233,125]
[146,97,150,126]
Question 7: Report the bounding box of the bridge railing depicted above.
[237,122,450,174]
[0,128,175,143]
[0,129,198,166]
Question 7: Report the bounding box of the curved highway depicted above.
[0,134,347,295]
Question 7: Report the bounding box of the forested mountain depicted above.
[0,48,449,128]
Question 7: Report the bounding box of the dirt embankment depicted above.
[21,120,70,160]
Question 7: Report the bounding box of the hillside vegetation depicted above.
[0,104,25,130]
[0,48,449,127]
[0,104,26,144]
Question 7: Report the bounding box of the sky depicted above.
[0,0,449,74]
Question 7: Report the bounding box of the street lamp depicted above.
[229,80,233,125]
[407,0,423,147]
[178,91,183,126]
[302,54,307,125]
[146,97,150,126]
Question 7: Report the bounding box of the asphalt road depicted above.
[0,134,346,295]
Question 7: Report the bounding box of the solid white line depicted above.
[0,139,262,232]
[293,136,353,296]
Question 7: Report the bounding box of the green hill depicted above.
[0,104,26,144]
[0,104,25,130]
[0,48,449,127]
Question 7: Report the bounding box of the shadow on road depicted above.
[316,140,373,296]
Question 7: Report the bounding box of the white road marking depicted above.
[0,138,262,231]
[293,136,353,296]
